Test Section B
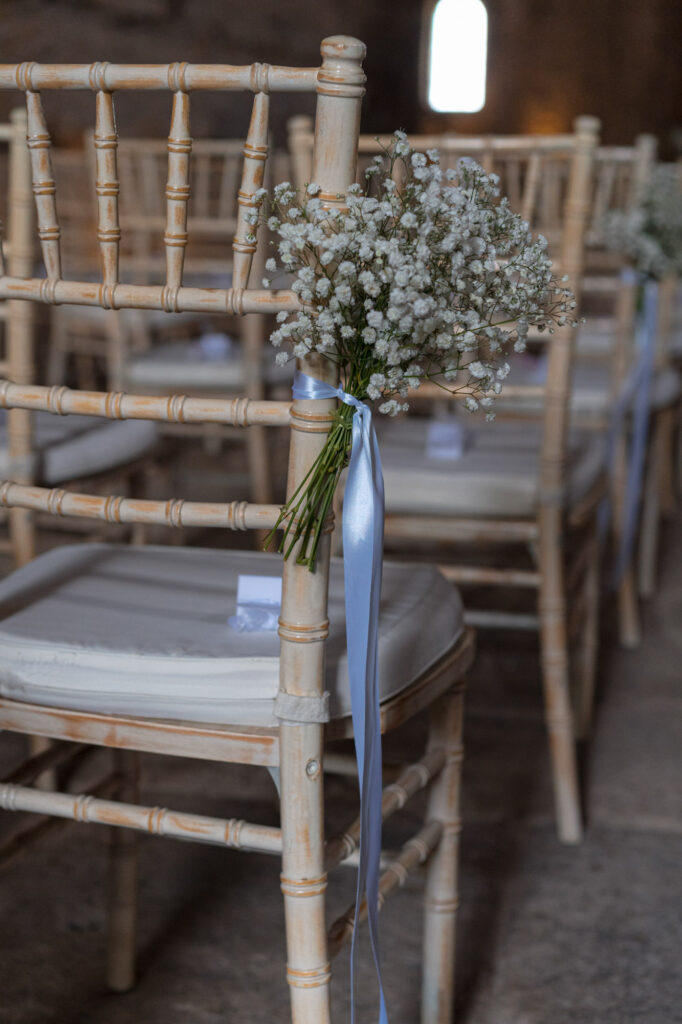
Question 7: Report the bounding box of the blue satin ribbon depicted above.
[614,277,658,583]
[599,272,658,584]
[292,368,389,1024]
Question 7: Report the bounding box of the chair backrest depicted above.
[588,136,657,246]
[290,115,585,233]
[0,108,36,565]
[0,35,366,728]
[289,115,600,508]
[99,135,265,285]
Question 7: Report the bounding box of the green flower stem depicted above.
[265,401,356,571]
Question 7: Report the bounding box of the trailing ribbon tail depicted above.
[292,368,389,1024]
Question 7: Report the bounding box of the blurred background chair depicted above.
[290,114,603,843]
[0,107,159,568]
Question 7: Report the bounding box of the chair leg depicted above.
[242,311,272,551]
[28,735,56,791]
[127,464,148,547]
[612,435,641,648]
[574,525,600,740]
[638,420,662,599]
[46,310,69,386]
[279,724,331,1024]
[421,682,465,1024]
[107,750,139,993]
[658,407,676,517]
[617,567,642,649]
[245,425,271,507]
[10,505,35,567]
[538,514,582,843]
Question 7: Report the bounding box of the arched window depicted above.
[427,0,488,113]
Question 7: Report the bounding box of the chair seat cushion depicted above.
[503,355,681,417]
[124,340,293,391]
[0,412,159,485]
[0,544,463,726]
[378,418,606,518]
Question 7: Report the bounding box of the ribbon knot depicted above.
[293,368,388,1024]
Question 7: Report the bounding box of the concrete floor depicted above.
[0,511,680,1023]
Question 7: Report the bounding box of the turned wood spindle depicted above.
[23,88,61,282]
[165,68,192,291]
[94,89,121,287]
[232,82,270,290]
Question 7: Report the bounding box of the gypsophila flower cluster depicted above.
[259,132,574,419]
[257,132,576,567]
[603,164,682,280]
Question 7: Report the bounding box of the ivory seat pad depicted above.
[378,418,606,518]
[500,356,681,417]
[124,341,294,391]
[0,412,159,485]
[0,544,463,726]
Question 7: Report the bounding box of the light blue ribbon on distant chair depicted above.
[293,368,389,1024]
[599,272,658,585]
[614,277,658,583]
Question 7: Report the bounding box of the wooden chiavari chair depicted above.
[485,139,680,628]
[443,137,680,622]
[0,108,159,567]
[578,142,681,618]
[461,137,680,637]
[452,135,669,646]
[0,40,475,1023]
[290,115,603,843]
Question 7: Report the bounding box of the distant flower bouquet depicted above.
[255,132,575,568]
[604,164,682,280]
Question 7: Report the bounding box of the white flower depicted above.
[264,134,574,418]
[265,258,277,273]
[379,399,408,416]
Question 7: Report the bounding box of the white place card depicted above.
[236,574,282,607]
[228,574,282,632]
[425,417,467,461]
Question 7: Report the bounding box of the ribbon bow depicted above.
[293,368,389,1024]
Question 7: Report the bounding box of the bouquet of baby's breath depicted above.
[604,164,682,280]
[254,132,575,569]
